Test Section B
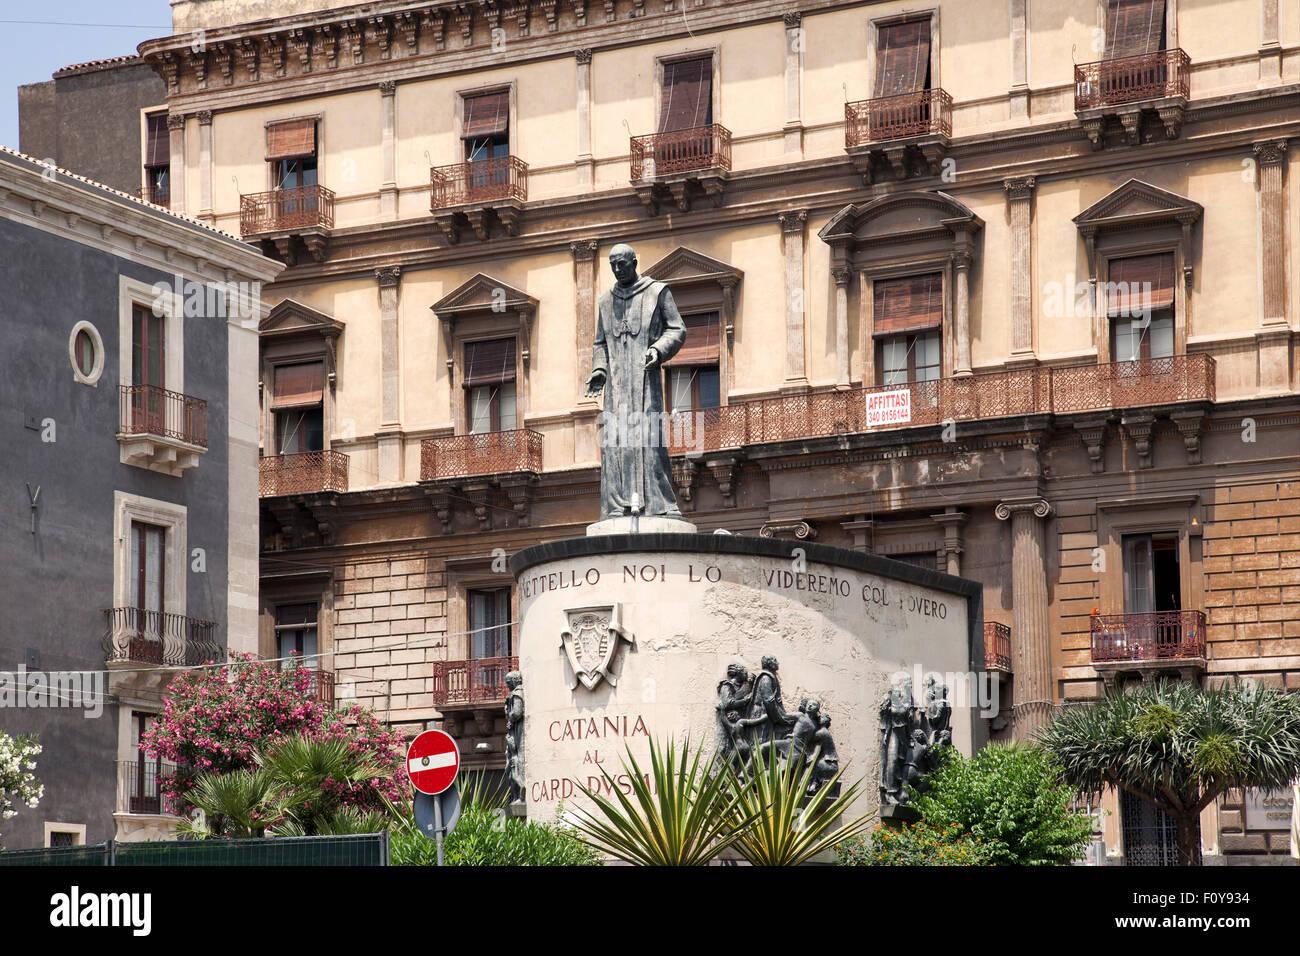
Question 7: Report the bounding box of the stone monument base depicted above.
[879,804,921,828]
[586,515,698,536]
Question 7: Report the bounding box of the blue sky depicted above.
[1,2,173,149]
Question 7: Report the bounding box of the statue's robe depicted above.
[591,275,686,518]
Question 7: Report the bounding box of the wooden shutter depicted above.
[463,338,517,387]
[462,91,509,139]
[872,274,943,336]
[266,119,317,161]
[145,114,170,167]
[271,362,325,409]
[1108,253,1175,315]
[659,56,713,133]
[664,313,720,367]
[1106,0,1165,58]
[875,20,932,97]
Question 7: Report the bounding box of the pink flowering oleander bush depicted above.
[142,654,407,818]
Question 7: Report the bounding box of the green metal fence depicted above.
[0,833,389,866]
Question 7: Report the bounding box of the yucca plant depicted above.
[568,736,757,865]
[719,744,871,866]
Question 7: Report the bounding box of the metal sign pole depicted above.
[433,791,445,867]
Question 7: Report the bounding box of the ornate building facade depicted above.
[137,0,1298,862]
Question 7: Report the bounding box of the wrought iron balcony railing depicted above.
[430,156,528,208]
[259,450,349,497]
[845,89,953,148]
[984,622,1012,672]
[239,184,336,237]
[148,184,170,208]
[421,429,544,481]
[432,656,518,707]
[630,124,732,180]
[666,354,1216,455]
[1074,49,1191,111]
[1091,610,1207,663]
[103,607,223,667]
[117,759,178,815]
[307,669,335,708]
[118,385,208,448]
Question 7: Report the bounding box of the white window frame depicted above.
[113,491,187,619]
[69,320,105,386]
[43,822,87,847]
[118,275,183,394]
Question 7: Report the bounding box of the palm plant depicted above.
[174,768,293,839]
[255,736,389,836]
[1038,679,1300,865]
[568,736,756,865]
[720,744,871,866]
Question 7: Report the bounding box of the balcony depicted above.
[1090,610,1207,687]
[239,184,335,264]
[421,429,544,481]
[430,156,528,243]
[102,607,224,668]
[984,622,1012,672]
[117,384,208,476]
[117,759,177,816]
[1074,49,1191,147]
[629,124,731,215]
[432,656,518,708]
[665,355,1215,456]
[148,184,170,209]
[259,450,349,497]
[844,89,952,183]
[306,669,335,708]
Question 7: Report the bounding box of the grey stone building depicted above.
[0,149,280,849]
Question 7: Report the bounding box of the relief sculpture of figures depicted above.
[584,243,686,519]
[745,654,797,748]
[879,676,913,805]
[713,663,755,775]
[880,673,952,807]
[504,671,525,807]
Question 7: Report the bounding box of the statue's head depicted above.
[805,699,821,719]
[727,663,748,683]
[609,243,638,285]
[505,670,522,690]
[761,654,778,673]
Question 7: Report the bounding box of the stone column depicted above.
[831,266,851,388]
[953,251,973,377]
[575,50,594,186]
[1005,176,1036,364]
[166,113,186,215]
[779,210,809,389]
[1260,0,1282,82]
[1009,0,1029,118]
[379,81,398,218]
[931,508,967,576]
[197,110,213,224]
[782,12,803,156]
[1254,139,1290,394]
[571,239,600,464]
[995,496,1054,738]
[376,266,403,483]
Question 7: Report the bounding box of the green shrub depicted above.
[909,743,1092,866]
[391,804,602,867]
[837,822,991,866]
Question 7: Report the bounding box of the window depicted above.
[659,56,713,133]
[268,118,318,189]
[144,113,170,207]
[464,338,517,434]
[48,831,77,848]
[875,18,932,96]
[468,588,511,659]
[271,362,325,454]
[873,274,943,386]
[44,824,86,848]
[1121,789,1177,865]
[276,603,319,671]
[131,522,165,616]
[1105,0,1166,58]
[69,321,103,385]
[462,90,509,163]
[1109,253,1175,362]
[664,313,721,412]
[131,711,161,814]
[1123,533,1181,614]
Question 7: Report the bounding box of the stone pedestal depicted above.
[586,515,698,536]
[510,534,983,822]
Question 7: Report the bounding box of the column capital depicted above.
[196,109,213,126]
[1003,175,1036,200]
[831,265,852,287]
[378,79,397,96]
[995,497,1053,521]
[569,238,599,261]
[953,250,973,272]
[783,11,802,27]
[574,47,592,64]
[375,265,402,288]
[1253,138,1288,167]
[166,113,186,130]
[778,209,808,233]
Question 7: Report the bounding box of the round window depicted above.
[74,329,96,376]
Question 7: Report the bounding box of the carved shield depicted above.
[559,604,633,691]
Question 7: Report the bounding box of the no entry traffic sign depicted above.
[407,730,460,795]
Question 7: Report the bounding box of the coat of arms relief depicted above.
[559,604,634,690]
